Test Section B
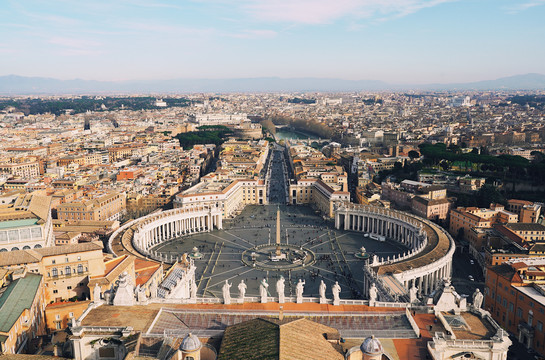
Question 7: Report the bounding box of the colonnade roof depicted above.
[376,221,452,275]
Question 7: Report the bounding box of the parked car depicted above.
[468,275,474,281]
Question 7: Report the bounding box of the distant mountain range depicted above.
[1,73,545,94]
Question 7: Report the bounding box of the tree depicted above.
[439,160,450,171]
[408,150,420,160]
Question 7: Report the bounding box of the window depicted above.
[53,290,58,294]
[517,307,523,318]
[538,321,543,332]
[69,312,74,318]
[55,314,60,320]
[65,266,71,276]
[55,322,61,330]
[77,264,83,274]
[509,302,514,312]
[67,286,72,290]
[52,260,56,265]
[52,268,58,277]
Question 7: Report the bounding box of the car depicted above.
[470,260,474,265]
[468,275,474,281]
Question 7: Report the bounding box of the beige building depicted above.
[57,192,126,222]
[0,242,105,303]
[449,204,518,239]
[0,161,40,179]
[174,178,267,218]
[289,179,350,218]
[0,272,47,354]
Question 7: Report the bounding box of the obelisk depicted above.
[276,206,281,256]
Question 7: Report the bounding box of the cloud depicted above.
[47,37,103,56]
[505,0,545,13]
[225,29,278,39]
[241,0,455,25]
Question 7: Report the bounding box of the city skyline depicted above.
[2,0,545,84]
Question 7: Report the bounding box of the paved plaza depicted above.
[152,204,409,300]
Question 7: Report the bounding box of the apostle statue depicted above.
[332,281,341,306]
[369,282,378,303]
[260,278,269,303]
[296,279,305,303]
[190,280,197,300]
[472,288,484,310]
[409,284,418,303]
[319,280,327,303]
[276,276,285,304]
[93,283,101,302]
[222,280,232,305]
[238,280,247,300]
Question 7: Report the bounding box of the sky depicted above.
[1,0,544,84]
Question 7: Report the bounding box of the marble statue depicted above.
[276,276,285,304]
[369,282,378,303]
[190,280,197,300]
[332,281,341,306]
[319,280,327,303]
[93,283,101,302]
[137,286,147,303]
[222,280,232,304]
[409,284,418,303]
[260,278,269,303]
[472,288,484,310]
[113,271,135,306]
[238,280,247,300]
[296,279,305,303]
[150,280,158,299]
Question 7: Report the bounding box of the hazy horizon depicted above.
[2,0,545,84]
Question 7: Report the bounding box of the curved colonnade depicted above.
[109,202,454,301]
[108,205,223,262]
[335,204,455,297]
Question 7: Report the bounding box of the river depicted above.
[275,128,319,140]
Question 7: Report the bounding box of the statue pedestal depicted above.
[296,296,303,304]
[319,298,327,304]
[278,295,285,304]
[333,299,340,306]
[261,296,268,304]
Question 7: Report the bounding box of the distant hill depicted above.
[0,73,544,94]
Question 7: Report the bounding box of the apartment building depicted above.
[485,258,545,355]
[449,204,518,239]
[0,161,40,179]
[0,242,105,302]
[57,192,126,222]
[0,273,46,354]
